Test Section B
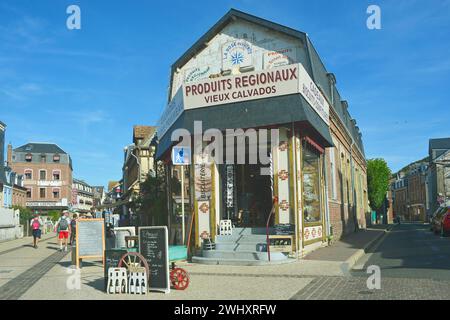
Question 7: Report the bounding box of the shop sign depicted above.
[157,88,184,139]
[298,64,330,126]
[222,40,253,70]
[225,165,234,208]
[195,155,212,201]
[263,47,296,69]
[184,65,218,83]
[158,63,331,140]
[183,64,299,110]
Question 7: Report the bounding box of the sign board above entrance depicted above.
[157,63,330,139]
[183,64,299,110]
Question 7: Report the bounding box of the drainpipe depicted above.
[323,149,332,240]
[349,138,357,230]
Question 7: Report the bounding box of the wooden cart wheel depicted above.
[170,267,190,290]
[118,252,150,281]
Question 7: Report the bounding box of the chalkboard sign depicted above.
[76,219,105,268]
[104,249,127,290]
[138,226,170,293]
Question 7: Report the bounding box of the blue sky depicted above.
[1,0,450,187]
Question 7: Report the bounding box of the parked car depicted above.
[431,206,450,237]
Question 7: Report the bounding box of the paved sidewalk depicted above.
[0,233,55,255]
[0,233,64,290]
[304,225,392,272]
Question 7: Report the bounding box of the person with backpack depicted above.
[55,211,71,252]
[30,213,43,249]
[69,213,78,246]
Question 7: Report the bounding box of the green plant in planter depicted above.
[327,234,334,244]
[327,226,334,244]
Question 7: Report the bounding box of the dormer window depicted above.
[53,154,60,162]
[25,153,32,162]
[40,154,46,163]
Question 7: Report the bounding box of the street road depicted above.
[291,223,450,299]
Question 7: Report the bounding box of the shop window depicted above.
[302,143,321,223]
[39,188,46,198]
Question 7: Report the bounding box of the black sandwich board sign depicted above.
[138,226,170,293]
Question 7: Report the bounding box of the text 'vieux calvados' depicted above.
[184,65,298,104]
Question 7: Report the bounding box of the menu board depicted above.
[76,219,105,268]
[138,226,170,293]
[104,249,127,290]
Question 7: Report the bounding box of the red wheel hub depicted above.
[170,267,190,290]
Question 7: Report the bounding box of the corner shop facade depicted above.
[156,10,369,256]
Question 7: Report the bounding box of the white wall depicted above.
[0,208,23,241]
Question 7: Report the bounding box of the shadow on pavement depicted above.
[358,223,450,279]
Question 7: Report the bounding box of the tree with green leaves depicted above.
[367,158,391,211]
[135,162,170,226]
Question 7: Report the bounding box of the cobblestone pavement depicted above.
[290,275,450,300]
[291,223,450,300]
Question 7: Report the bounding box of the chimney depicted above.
[7,143,12,166]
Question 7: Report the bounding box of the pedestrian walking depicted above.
[55,211,71,252]
[30,213,43,249]
[69,213,78,246]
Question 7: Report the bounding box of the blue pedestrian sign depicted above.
[172,146,191,165]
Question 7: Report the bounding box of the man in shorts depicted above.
[55,211,71,252]
[30,213,43,249]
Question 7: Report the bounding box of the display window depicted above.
[301,140,322,224]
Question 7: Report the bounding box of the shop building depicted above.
[71,178,95,213]
[156,9,368,263]
[8,142,73,213]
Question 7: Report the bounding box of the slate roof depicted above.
[429,138,450,151]
[14,142,67,154]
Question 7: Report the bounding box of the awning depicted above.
[156,93,334,159]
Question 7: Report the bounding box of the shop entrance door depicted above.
[235,164,273,228]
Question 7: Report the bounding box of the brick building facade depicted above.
[8,142,73,213]
[391,164,427,222]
